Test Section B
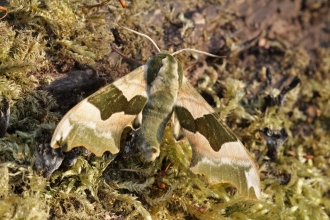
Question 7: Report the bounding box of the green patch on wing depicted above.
[88,85,147,120]
[175,106,237,151]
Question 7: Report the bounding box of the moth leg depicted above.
[173,113,185,140]
[132,111,142,129]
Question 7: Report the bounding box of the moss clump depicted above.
[0,0,116,219]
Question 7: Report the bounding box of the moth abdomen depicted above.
[136,53,182,161]
[137,101,173,161]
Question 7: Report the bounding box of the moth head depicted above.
[145,51,183,86]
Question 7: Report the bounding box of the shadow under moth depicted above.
[51,27,261,200]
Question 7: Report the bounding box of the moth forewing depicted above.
[175,78,261,199]
[50,65,148,156]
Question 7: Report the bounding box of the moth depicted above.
[51,27,260,200]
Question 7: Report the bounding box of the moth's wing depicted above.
[175,77,260,199]
[51,66,148,156]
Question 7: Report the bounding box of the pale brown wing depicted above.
[51,66,148,156]
[175,77,260,199]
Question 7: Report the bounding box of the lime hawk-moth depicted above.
[51,27,260,200]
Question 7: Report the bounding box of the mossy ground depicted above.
[0,0,329,219]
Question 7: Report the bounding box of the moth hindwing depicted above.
[51,33,260,200]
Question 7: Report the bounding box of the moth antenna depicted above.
[171,48,225,58]
[118,0,126,8]
[111,46,141,66]
[0,6,8,20]
[120,26,161,53]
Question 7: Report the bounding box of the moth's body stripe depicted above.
[149,57,179,95]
